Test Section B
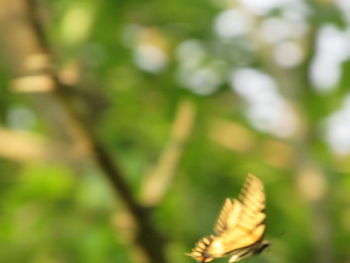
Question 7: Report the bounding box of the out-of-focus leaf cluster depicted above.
[1,0,350,262]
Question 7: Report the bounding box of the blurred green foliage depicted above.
[1,0,350,262]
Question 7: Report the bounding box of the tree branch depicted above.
[0,0,167,262]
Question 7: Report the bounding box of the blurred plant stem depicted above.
[141,99,196,206]
[0,0,168,262]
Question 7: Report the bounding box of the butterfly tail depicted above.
[186,235,215,262]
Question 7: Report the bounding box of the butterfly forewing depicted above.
[236,174,266,231]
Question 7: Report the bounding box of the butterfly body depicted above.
[227,240,270,262]
[188,174,269,263]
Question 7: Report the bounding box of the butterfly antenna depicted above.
[278,229,286,236]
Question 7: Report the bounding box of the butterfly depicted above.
[187,174,269,263]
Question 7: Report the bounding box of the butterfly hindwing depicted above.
[214,198,242,235]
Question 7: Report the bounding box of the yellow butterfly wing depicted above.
[214,198,242,235]
[218,174,266,251]
[188,174,267,262]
